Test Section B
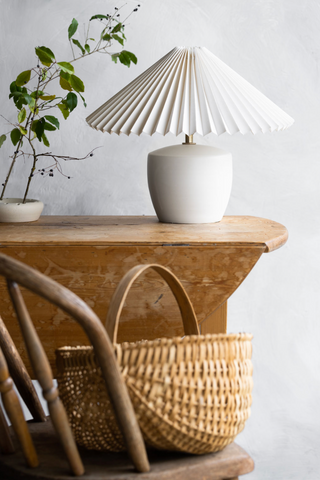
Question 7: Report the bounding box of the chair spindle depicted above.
[7,280,84,477]
[0,315,46,423]
[0,346,38,467]
[0,401,15,454]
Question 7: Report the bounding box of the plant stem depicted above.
[22,73,42,203]
[69,44,112,63]
[23,145,37,203]
[0,136,24,200]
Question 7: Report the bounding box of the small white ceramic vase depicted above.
[0,198,44,223]
[147,144,232,224]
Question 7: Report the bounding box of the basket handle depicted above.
[105,264,199,343]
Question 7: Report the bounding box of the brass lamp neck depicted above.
[183,134,196,145]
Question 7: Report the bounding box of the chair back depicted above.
[0,253,149,474]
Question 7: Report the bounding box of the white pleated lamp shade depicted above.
[86,46,294,136]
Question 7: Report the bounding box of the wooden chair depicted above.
[0,252,149,476]
[0,252,254,479]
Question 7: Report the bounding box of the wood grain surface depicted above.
[0,245,264,376]
[0,418,254,480]
[0,216,287,377]
[0,215,288,252]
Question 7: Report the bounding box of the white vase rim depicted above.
[0,198,42,205]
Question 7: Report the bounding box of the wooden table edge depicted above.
[0,215,288,254]
[264,227,288,253]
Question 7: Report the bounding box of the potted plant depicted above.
[0,6,139,223]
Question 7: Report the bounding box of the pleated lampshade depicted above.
[86,46,294,136]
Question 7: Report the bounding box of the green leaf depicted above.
[31,120,38,132]
[35,118,45,141]
[90,14,109,20]
[60,70,70,80]
[44,122,56,131]
[29,104,38,114]
[10,81,18,93]
[89,38,95,41]
[112,34,124,46]
[35,46,55,66]
[16,70,31,87]
[42,132,50,147]
[66,92,78,112]
[79,93,87,108]
[16,98,27,110]
[111,23,122,34]
[0,134,6,148]
[68,18,78,40]
[72,39,85,55]
[102,33,111,42]
[44,115,60,129]
[10,128,21,146]
[84,43,90,53]
[119,50,137,67]
[111,54,119,64]
[9,83,30,109]
[57,62,74,75]
[70,74,84,93]
[22,93,36,108]
[9,91,23,100]
[9,83,25,97]
[31,90,44,98]
[18,108,26,123]
[58,102,70,120]
[41,46,55,60]
[39,94,56,101]
[9,92,20,100]
[60,75,72,91]
[19,126,27,135]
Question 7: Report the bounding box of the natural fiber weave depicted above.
[56,333,253,454]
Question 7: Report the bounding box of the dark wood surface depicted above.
[0,418,254,479]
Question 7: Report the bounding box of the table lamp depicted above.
[86,46,294,224]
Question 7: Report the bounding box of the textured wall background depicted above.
[0,1,319,479]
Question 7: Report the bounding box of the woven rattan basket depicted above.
[56,264,253,454]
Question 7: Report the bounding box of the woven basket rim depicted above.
[57,332,253,353]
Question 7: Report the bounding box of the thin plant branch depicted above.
[0,5,140,202]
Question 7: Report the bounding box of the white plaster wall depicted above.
[0,1,319,479]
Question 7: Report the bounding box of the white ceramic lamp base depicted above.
[147,145,232,224]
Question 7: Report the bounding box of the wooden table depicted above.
[0,215,287,376]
